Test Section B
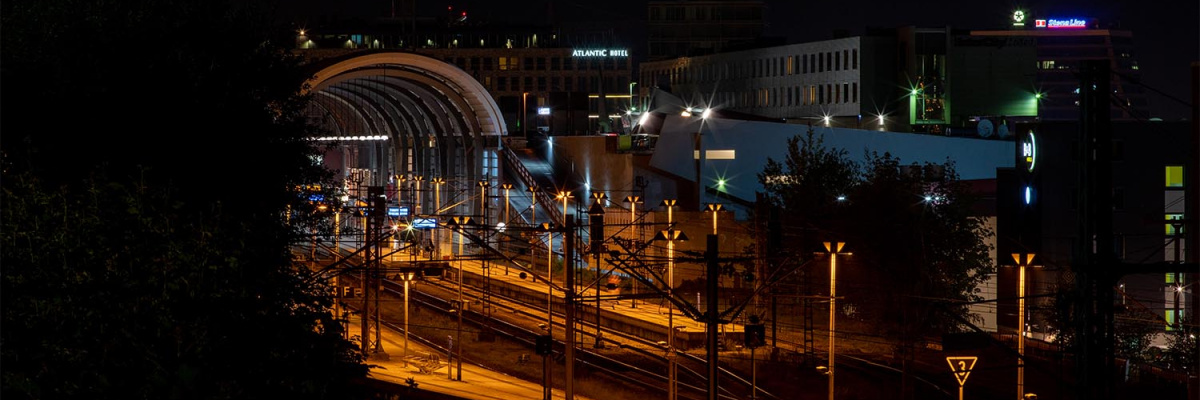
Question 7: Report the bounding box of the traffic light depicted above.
[535,334,553,355]
[744,323,765,348]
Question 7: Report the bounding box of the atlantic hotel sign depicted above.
[572,49,629,57]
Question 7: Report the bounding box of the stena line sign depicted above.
[572,49,629,57]
[1036,18,1088,29]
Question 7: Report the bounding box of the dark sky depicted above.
[290,0,1198,120]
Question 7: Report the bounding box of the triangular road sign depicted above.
[946,356,978,386]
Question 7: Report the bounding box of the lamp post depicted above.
[588,196,607,348]
[400,270,417,367]
[478,180,491,224]
[1009,253,1039,400]
[526,185,542,286]
[661,199,680,400]
[537,221,556,400]
[412,176,424,214]
[556,190,575,286]
[450,216,476,381]
[431,178,445,214]
[823,241,850,400]
[396,174,406,205]
[705,203,723,236]
[430,178,446,260]
[556,190,574,225]
[654,221,686,400]
[501,183,514,224]
[624,196,643,307]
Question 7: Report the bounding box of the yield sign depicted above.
[946,356,978,386]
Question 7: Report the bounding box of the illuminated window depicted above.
[1166,214,1184,235]
[787,56,794,75]
[706,150,735,160]
[1165,165,1183,187]
[1165,311,1176,330]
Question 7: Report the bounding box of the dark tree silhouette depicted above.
[758,129,994,398]
[2,0,366,398]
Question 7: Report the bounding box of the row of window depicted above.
[653,48,859,86]
[721,82,860,108]
[649,5,764,22]
[483,75,629,94]
[441,56,629,72]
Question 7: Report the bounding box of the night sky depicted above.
[289,0,1198,120]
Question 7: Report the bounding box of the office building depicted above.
[972,12,1149,121]
[647,0,767,61]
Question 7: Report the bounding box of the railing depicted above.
[499,146,562,226]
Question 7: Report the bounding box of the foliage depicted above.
[757,129,995,346]
[1,0,366,398]
[1162,317,1197,373]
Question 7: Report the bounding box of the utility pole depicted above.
[1076,59,1115,400]
[564,216,577,400]
[706,234,720,400]
[360,209,370,355]
[590,192,607,348]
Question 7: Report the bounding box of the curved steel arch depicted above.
[306,52,506,137]
[303,51,508,216]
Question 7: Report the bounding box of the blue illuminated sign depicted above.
[411,218,438,229]
[387,206,409,217]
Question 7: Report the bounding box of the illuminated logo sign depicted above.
[1034,19,1047,28]
[572,49,629,57]
[1021,131,1037,172]
[1012,10,1026,26]
[1045,18,1088,29]
[411,218,438,229]
[537,107,551,116]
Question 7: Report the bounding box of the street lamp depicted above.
[556,190,575,281]
[624,196,643,307]
[396,174,406,205]
[398,270,418,367]
[556,190,574,225]
[654,225,687,400]
[412,176,425,213]
[588,200,606,348]
[1008,253,1040,400]
[478,180,491,225]
[501,183,514,224]
[536,221,556,400]
[431,178,445,213]
[705,203,724,236]
[822,241,850,400]
[449,216,477,381]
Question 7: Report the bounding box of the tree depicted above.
[1,0,366,398]
[757,129,994,397]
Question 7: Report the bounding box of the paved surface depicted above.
[436,256,724,336]
[350,319,593,400]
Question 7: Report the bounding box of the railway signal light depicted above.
[745,323,765,348]
[535,334,553,355]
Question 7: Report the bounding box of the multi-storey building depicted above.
[972,13,1149,121]
[646,0,767,61]
[638,27,1039,134]
[296,20,634,136]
